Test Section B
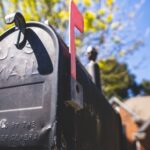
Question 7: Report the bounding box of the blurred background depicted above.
[0,0,150,100]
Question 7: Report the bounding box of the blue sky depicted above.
[124,0,150,83]
[78,0,150,83]
[1,0,149,83]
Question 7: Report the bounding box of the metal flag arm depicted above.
[69,0,84,79]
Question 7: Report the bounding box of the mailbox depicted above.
[0,13,71,150]
[0,13,124,150]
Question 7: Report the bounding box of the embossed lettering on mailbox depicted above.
[0,46,39,81]
[0,42,44,112]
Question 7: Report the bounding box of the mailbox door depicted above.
[0,22,60,149]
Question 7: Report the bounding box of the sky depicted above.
[124,0,150,83]
[78,0,150,83]
[82,0,150,83]
[0,0,149,83]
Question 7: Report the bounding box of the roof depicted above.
[109,97,141,122]
[124,96,150,121]
[134,120,150,140]
[138,119,150,132]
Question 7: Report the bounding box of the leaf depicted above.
[98,8,105,16]
[106,0,115,7]
[119,50,126,57]
[97,21,107,30]
[110,22,120,30]
[84,11,96,32]
[112,35,121,43]
[106,13,113,23]
[83,0,91,6]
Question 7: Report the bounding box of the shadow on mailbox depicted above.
[26,28,53,75]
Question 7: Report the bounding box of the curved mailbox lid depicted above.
[0,22,60,148]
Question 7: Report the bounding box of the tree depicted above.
[98,58,141,100]
[0,0,68,34]
[140,80,150,95]
[76,0,145,59]
[0,0,145,57]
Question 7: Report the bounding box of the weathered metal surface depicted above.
[71,78,83,108]
[69,1,84,79]
[86,61,101,90]
[62,61,123,150]
[0,19,62,149]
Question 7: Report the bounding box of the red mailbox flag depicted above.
[69,0,84,79]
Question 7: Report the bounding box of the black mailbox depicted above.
[0,13,125,150]
[0,13,71,150]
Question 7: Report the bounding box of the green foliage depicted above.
[140,80,150,95]
[98,58,141,100]
[0,0,144,56]
[0,0,68,33]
